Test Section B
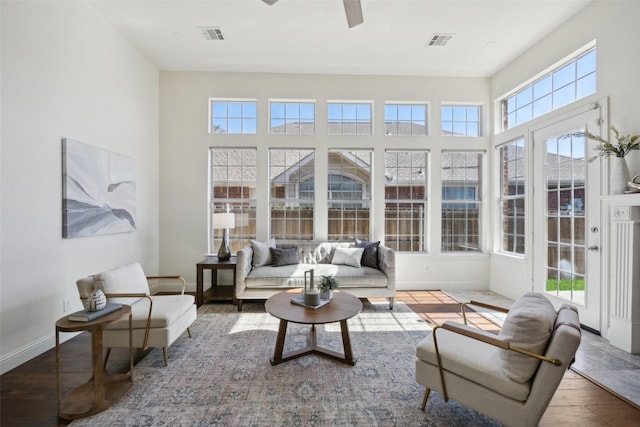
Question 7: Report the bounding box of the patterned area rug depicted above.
[71,300,499,426]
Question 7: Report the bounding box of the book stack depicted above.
[68,303,123,322]
[290,295,331,310]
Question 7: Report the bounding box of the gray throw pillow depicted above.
[270,247,300,267]
[355,239,380,269]
[250,238,276,268]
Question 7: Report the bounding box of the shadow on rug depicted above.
[70,301,500,426]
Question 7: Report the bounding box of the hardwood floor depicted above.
[2,291,639,426]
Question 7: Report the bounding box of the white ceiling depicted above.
[89,0,592,78]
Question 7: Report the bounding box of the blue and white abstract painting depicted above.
[62,139,136,238]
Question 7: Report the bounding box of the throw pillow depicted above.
[270,247,300,267]
[331,247,365,268]
[355,239,380,269]
[498,292,557,383]
[93,262,150,296]
[250,238,276,268]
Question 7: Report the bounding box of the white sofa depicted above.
[76,262,197,366]
[235,241,396,311]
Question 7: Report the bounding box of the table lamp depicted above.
[212,208,235,261]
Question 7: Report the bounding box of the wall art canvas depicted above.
[62,138,136,238]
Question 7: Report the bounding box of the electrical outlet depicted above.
[424,265,430,273]
[63,298,72,313]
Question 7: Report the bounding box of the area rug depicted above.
[71,301,499,426]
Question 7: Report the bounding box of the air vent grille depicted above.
[200,27,224,41]
[426,33,454,47]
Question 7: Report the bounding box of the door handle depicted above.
[588,245,599,252]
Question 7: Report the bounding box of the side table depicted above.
[55,305,133,420]
[196,256,237,307]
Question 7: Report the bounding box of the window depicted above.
[210,99,257,134]
[502,48,596,130]
[327,102,372,135]
[209,148,257,254]
[499,138,526,254]
[441,105,480,137]
[441,151,482,252]
[270,101,315,135]
[384,103,428,136]
[327,150,372,241]
[384,150,428,252]
[269,149,315,241]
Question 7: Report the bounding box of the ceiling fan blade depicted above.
[262,0,278,5]
[343,0,363,28]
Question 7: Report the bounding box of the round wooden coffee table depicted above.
[265,290,363,366]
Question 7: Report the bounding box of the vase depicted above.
[609,156,630,195]
[321,289,333,300]
[88,289,107,311]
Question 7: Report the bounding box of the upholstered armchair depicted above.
[415,292,581,427]
[76,262,197,366]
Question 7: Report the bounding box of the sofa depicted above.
[235,240,396,311]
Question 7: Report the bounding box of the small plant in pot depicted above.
[320,275,339,300]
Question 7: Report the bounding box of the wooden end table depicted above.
[55,305,133,420]
[196,256,237,307]
[265,290,363,366]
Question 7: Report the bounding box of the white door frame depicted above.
[530,99,608,333]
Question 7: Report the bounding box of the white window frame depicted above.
[208,147,258,254]
[209,98,257,134]
[440,150,484,253]
[499,43,596,132]
[497,137,526,255]
[384,150,428,252]
[441,104,481,137]
[327,101,373,136]
[384,102,429,136]
[269,99,316,135]
[269,148,315,241]
[327,149,372,241]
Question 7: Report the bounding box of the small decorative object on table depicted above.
[320,274,339,300]
[87,289,107,311]
[585,125,640,194]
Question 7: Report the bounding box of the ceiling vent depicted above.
[200,27,224,41]
[426,33,454,47]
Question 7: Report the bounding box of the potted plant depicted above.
[320,275,339,300]
[585,125,640,194]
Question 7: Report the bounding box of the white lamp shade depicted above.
[212,212,235,229]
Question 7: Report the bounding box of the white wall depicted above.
[489,1,640,300]
[0,1,159,373]
[159,71,491,291]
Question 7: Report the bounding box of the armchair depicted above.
[415,292,581,427]
[76,262,197,366]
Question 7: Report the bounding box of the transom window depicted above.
[498,138,526,255]
[327,150,372,241]
[441,105,480,137]
[209,147,257,254]
[269,149,315,241]
[502,47,596,130]
[210,99,257,134]
[270,101,315,135]
[441,151,483,253]
[384,150,428,252]
[384,103,428,136]
[328,102,372,135]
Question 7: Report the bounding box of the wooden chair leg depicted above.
[187,327,192,338]
[162,347,168,366]
[104,348,112,369]
[421,388,431,411]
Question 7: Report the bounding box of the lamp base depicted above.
[217,229,231,261]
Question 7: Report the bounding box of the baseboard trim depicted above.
[0,331,79,375]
